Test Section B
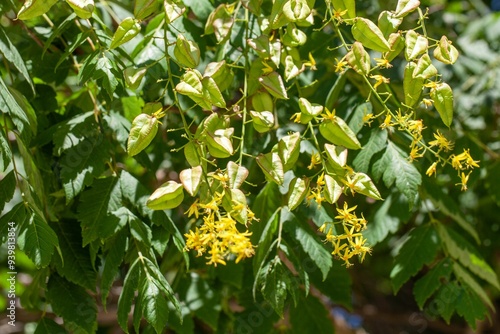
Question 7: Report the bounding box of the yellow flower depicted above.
[362,113,375,126]
[409,144,424,162]
[370,74,390,89]
[308,152,322,170]
[331,238,347,256]
[379,114,393,129]
[335,202,358,223]
[456,171,471,191]
[290,112,302,123]
[374,57,393,69]
[339,248,353,267]
[422,98,433,108]
[428,130,454,152]
[426,161,438,177]
[334,58,348,73]
[186,199,200,218]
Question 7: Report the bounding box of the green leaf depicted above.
[252,209,279,276]
[138,272,170,333]
[282,208,333,280]
[290,294,334,334]
[436,224,499,290]
[117,259,141,332]
[453,262,493,310]
[60,134,111,203]
[127,113,159,156]
[17,0,58,20]
[422,180,479,242]
[372,141,421,205]
[77,177,122,246]
[390,224,440,292]
[352,17,391,52]
[325,72,347,111]
[55,31,91,71]
[0,77,31,143]
[309,260,352,308]
[430,82,454,127]
[0,171,16,212]
[147,181,185,210]
[353,129,387,173]
[143,257,182,320]
[129,214,153,246]
[110,17,142,49]
[0,203,27,244]
[0,129,11,171]
[65,0,94,19]
[51,220,97,291]
[345,42,371,75]
[34,317,69,334]
[52,112,95,155]
[256,152,284,185]
[431,281,461,323]
[0,26,34,92]
[257,256,290,316]
[17,211,58,268]
[95,55,119,98]
[413,258,453,309]
[319,116,362,150]
[363,193,408,245]
[259,72,288,99]
[46,274,97,333]
[101,229,128,306]
[455,283,488,329]
[134,0,158,20]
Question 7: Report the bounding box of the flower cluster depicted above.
[184,174,256,266]
[319,202,371,267]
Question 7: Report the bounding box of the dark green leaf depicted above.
[455,283,487,329]
[55,31,91,71]
[430,281,461,323]
[372,141,421,206]
[138,272,170,333]
[77,177,122,246]
[46,274,97,333]
[0,129,11,170]
[96,55,120,98]
[0,77,31,143]
[17,211,58,268]
[117,258,141,332]
[413,258,453,309]
[325,72,346,111]
[390,224,440,292]
[252,209,279,276]
[453,261,493,309]
[143,257,182,320]
[436,224,499,290]
[422,179,479,243]
[290,294,334,334]
[101,229,128,306]
[34,317,69,334]
[282,208,332,280]
[0,171,16,212]
[258,256,289,316]
[353,129,387,173]
[0,203,27,244]
[42,13,77,56]
[51,220,97,291]
[129,214,152,246]
[0,26,34,92]
[309,260,352,308]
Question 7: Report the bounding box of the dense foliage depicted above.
[1,0,499,333]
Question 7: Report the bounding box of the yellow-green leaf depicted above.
[288,177,308,210]
[256,152,284,185]
[430,82,454,127]
[319,117,361,150]
[127,113,159,156]
[66,0,94,19]
[17,0,59,20]
[179,166,203,196]
[174,34,200,69]
[134,0,159,20]
[352,18,391,53]
[345,42,371,75]
[110,17,141,49]
[433,35,459,65]
[147,181,184,210]
[405,30,428,61]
